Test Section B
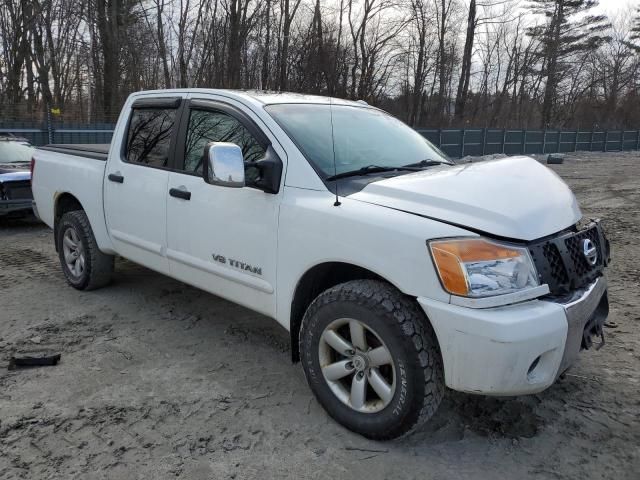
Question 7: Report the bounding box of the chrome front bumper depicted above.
[550,276,609,376]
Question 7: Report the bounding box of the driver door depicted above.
[165,98,283,317]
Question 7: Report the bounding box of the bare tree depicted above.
[1,0,639,130]
[528,0,610,128]
[406,0,436,125]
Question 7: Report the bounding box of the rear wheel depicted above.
[299,279,444,440]
[56,210,114,290]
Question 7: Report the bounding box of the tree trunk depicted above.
[95,0,124,119]
[279,18,290,90]
[156,0,171,88]
[541,1,563,128]
[454,0,475,121]
[435,0,449,124]
[278,0,301,91]
[228,0,242,88]
[261,0,272,89]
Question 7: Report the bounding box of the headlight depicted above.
[429,238,539,297]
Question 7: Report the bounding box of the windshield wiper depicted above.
[325,164,421,181]
[402,159,450,168]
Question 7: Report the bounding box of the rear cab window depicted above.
[124,98,181,168]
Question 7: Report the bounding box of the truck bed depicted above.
[32,143,112,252]
[39,144,110,161]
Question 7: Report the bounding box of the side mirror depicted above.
[203,142,245,188]
[250,145,283,194]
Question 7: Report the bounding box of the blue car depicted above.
[0,136,35,218]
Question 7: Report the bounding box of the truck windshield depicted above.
[265,103,450,178]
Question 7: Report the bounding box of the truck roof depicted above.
[129,89,366,108]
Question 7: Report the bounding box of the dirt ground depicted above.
[1,151,639,479]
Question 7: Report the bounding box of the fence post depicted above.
[620,131,625,151]
[461,128,466,158]
[45,104,53,144]
[502,129,506,154]
[556,129,561,153]
[604,130,608,152]
[573,131,578,152]
[438,128,442,149]
[589,130,594,151]
[481,128,487,155]
[636,130,640,151]
[521,129,526,155]
[542,129,547,154]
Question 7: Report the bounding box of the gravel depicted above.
[1,151,639,479]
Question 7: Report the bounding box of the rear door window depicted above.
[125,108,178,167]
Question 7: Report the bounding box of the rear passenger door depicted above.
[104,96,183,274]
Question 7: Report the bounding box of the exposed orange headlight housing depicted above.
[429,238,537,297]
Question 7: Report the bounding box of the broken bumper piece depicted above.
[417,277,608,396]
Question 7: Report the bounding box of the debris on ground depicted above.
[8,352,61,370]
[547,153,565,164]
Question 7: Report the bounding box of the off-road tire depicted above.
[299,279,444,440]
[56,210,114,290]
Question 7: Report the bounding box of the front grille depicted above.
[529,221,609,295]
[3,180,32,200]
[542,243,569,284]
[565,227,601,276]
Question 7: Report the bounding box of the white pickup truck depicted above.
[31,89,610,439]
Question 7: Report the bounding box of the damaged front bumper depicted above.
[554,277,608,376]
[418,276,608,396]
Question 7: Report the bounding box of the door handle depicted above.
[108,173,124,183]
[169,187,191,200]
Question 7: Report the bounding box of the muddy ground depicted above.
[1,151,639,479]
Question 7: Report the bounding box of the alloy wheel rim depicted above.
[318,318,396,413]
[62,226,85,278]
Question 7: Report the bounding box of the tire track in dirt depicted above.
[0,245,61,289]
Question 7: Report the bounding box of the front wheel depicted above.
[299,280,444,440]
[56,210,114,290]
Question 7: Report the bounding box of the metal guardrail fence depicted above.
[1,124,639,158]
[0,124,115,146]
[416,128,640,158]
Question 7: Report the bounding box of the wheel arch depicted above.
[290,261,402,362]
[53,192,84,250]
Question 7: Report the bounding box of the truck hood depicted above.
[350,156,581,241]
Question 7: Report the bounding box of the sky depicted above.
[593,0,638,16]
